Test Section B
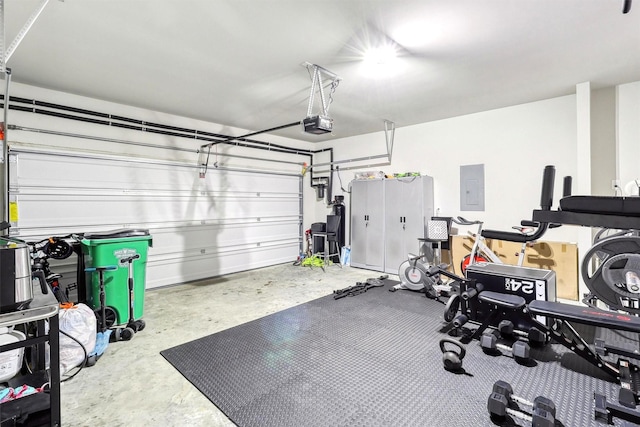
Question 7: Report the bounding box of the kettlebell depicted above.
[439,338,466,372]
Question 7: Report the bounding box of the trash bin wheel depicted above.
[94,306,118,329]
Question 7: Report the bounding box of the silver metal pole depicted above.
[201,150,302,166]
[1,0,5,73]
[3,0,51,64]
[313,161,392,174]
[307,153,390,170]
[306,120,395,171]
[306,66,318,117]
[384,119,395,163]
[3,68,11,223]
[10,125,197,153]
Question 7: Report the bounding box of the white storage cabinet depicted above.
[384,176,434,274]
[349,179,385,271]
[350,176,434,273]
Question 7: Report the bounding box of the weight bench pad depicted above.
[478,291,526,309]
[529,300,640,333]
[560,196,640,217]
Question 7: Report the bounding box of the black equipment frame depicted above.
[442,165,640,425]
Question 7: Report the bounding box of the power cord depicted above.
[336,166,350,193]
[59,329,88,383]
[613,184,622,196]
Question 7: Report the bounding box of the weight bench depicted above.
[461,166,640,424]
[469,291,527,340]
[468,292,640,424]
[528,300,640,425]
[529,300,640,333]
[533,195,640,230]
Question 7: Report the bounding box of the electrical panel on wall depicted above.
[460,164,485,211]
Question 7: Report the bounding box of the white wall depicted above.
[575,82,593,300]
[591,87,617,196]
[616,81,640,195]
[324,94,580,245]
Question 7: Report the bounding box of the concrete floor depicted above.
[60,263,384,427]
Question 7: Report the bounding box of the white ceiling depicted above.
[3,0,640,142]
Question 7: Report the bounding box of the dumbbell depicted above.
[480,330,530,363]
[488,380,556,427]
[498,320,547,347]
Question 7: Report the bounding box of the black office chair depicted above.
[313,215,342,269]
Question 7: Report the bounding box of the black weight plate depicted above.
[444,294,460,322]
[602,253,640,295]
[581,235,640,314]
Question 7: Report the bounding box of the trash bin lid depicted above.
[83,229,150,240]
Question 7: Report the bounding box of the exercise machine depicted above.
[391,218,452,298]
[460,165,640,425]
[392,254,448,298]
[453,216,545,274]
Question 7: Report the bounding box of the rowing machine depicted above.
[391,254,450,298]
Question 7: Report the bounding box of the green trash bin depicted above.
[81,229,153,326]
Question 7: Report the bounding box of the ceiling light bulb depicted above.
[364,45,397,66]
[361,44,403,78]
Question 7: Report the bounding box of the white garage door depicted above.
[8,147,302,289]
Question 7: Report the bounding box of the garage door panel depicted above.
[9,148,302,289]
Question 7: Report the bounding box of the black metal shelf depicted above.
[0,285,60,426]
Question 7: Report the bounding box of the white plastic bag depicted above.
[340,246,351,266]
[59,303,96,375]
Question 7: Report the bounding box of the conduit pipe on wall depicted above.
[1,93,406,204]
[9,125,306,168]
[1,95,395,175]
[2,95,332,199]
[0,95,314,157]
[4,95,339,196]
[2,96,319,174]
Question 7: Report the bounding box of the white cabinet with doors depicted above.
[384,176,434,273]
[349,179,385,271]
[350,176,434,273]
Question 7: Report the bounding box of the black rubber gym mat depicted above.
[161,280,632,426]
